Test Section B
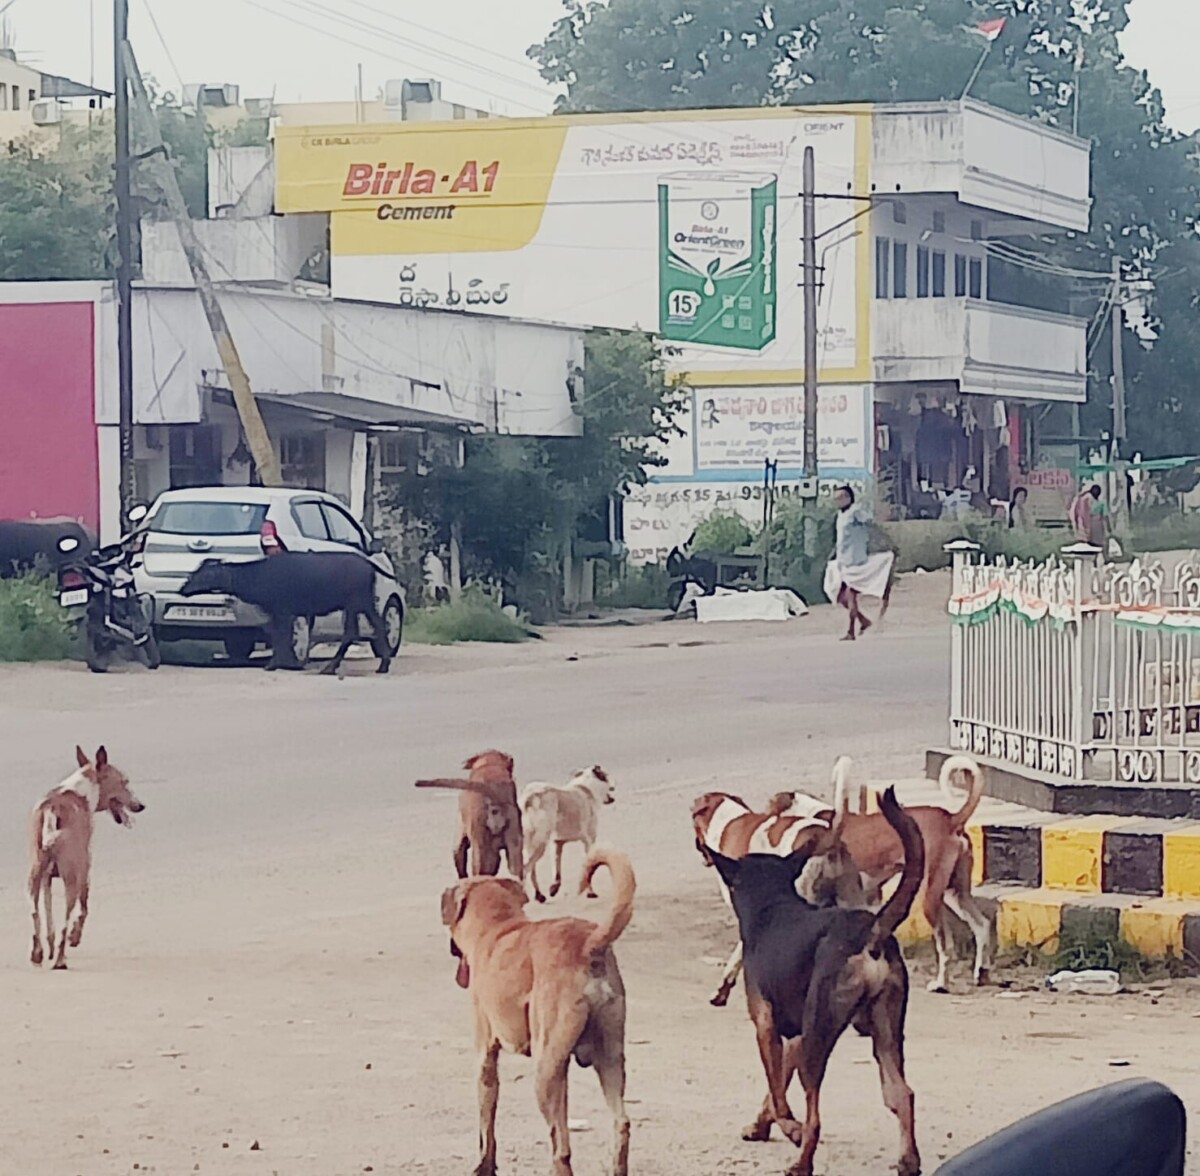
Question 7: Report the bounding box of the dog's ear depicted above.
[76,745,90,769]
[694,837,715,868]
[95,745,108,769]
[441,884,469,928]
[785,848,814,880]
[709,848,741,888]
[503,753,515,776]
[496,878,528,906]
[593,766,608,782]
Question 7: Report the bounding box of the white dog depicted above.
[521,766,616,903]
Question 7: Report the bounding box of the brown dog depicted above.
[29,745,145,970]
[442,849,635,1176]
[416,750,524,881]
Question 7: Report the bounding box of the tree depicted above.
[390,329,688,617]
[0,81,250,281]
[530,0,1200,458]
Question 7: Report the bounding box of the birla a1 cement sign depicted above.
[275,107,871,387]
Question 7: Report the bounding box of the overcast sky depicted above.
[4,0,1199,130]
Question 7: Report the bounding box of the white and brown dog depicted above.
[691,759,868,1007]
[779,754,991,993]
[521,765,615,904]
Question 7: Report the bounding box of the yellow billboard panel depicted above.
[276,108,872,386]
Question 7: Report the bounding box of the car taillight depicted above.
[260,520,287,555]
[60,570,86,590]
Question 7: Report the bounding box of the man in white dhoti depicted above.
[825,485,895,642]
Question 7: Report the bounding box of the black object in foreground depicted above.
[935,1079,1185,1176]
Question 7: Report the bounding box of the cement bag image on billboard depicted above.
[658,171,777,352]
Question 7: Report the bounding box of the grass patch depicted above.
[1001,925,1194,985]
[404,588,531,645]
[0,572,76,662]
[596,563,671,610]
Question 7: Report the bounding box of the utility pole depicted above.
[1111,257,1126,454]
[123,43,282,486]
[802,145,819,479]
[113,0,135,515]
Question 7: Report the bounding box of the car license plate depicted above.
[60,588,89,608]
[165,605,235,622]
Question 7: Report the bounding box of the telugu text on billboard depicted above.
[275,108,872,387]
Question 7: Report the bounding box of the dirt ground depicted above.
[2,575,1198,1175]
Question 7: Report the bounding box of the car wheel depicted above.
[289,615,312,669]
[382,596,404,658]
[223,631,258,665]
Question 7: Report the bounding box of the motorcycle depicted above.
[665,532,719,613]
[57,504,160,674]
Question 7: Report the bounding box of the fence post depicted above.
[945,539,982,752]
[1062,542,1102,780]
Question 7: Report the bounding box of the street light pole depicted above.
[802,145,819,479]
[114,0,136,517]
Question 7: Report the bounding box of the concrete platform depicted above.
[926,747,1200,819]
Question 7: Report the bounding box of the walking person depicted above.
[1070,483,1105,547]
[825,486,896,642]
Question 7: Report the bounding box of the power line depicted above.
[139,0,185,96]
[240,0,550,116]
[288,0,554,103]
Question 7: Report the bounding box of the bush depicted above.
[692,510,755,555]
[403,584,531,645]
[596,562,670,609]
[0,573,75,662]
[1130,511,1200,555]
[760,497,838,603]
[883,519,1067,573]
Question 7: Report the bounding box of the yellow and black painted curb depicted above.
[895,884,1200,962]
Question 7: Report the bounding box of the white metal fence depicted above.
[948,542,1200,784]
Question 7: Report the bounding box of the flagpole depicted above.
[961,42,993,101]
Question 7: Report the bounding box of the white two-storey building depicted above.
[624,99,1092,561]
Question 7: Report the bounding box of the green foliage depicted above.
[531,0,1200,458]
[1129,512,1200,555]
[0,80,211,281]
[0,574,76,662]
[758,497,838,603]
[390,329,688,617]
[0,125,114,280]
[692,510,754,555]
[403,584,531,645]
[596,562,671,609]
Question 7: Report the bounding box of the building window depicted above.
[0,87,7,111]
[11,85,19,110]
[28,88,35,106]
[892,241,908,298]
[892,201,907,225]
[875,237,891,299]
[932,210,946,235]
[932,251,947,298]
[969,257,984,300]
[278,432,326,489]
[955,255,968,297]
[916,246,930,298]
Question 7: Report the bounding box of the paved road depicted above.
[3,581,1196,1175]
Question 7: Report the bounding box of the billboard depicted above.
[275,108,872,386]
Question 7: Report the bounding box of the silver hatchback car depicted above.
[133,487,405,667]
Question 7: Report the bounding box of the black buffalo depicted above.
[180,551,396,674]
[0,519,95,579]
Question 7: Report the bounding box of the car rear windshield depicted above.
[152,502,269,536]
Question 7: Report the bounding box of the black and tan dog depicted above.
[709,786,924,1176]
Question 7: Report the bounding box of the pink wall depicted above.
[0,301,99,531]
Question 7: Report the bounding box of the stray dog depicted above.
[442,848,635,1176]
[691,759,869,1008]
[416,750,524,881]
[521,765,615,903]
[29,746,145,970]
[781,755,990,993]
[710,786,924,1176]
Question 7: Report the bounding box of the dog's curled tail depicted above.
[940,755,985,833]
[580,849,636,957]
[831,755,860,821]
[867,787,925,952]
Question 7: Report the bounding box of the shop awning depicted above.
[209,389,478,434]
